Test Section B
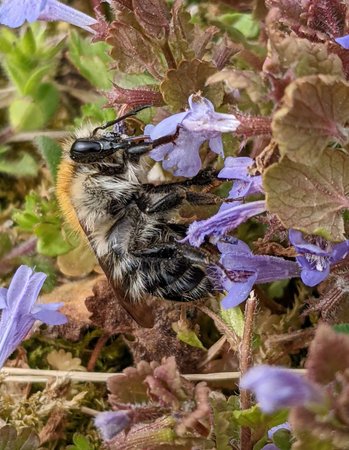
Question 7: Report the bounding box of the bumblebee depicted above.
[57,107,219,327]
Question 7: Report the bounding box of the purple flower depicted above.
[218,156,263,199]
[0,0,97,32]
[145,94,240,177]
[210,238,300,308]
[268,422,291,439]
[240,365,322,413]
[289,229,349,287]
[94,411,131,441]
[0,265,67,368]
[263,422,291,449]
[335,35,349,49]
[183,200,266,247]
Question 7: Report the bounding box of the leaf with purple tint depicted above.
[264,149,349,241]
[160,59,224,110]
[272,75,349,164]
[133,0,170,40]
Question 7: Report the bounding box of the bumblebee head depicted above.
[70,136,121,163]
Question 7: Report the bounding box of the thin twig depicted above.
[7,130,70,143]
[0,367,306,383]
[87,333,110,372]
[196,304,240,349]
[239,291,258,450]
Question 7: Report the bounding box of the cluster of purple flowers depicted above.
[0,265,67,368]
[146,94,349,308]
[0,0,97,31]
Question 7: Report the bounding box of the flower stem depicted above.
[87,333,110,372]
[239,290,258,450]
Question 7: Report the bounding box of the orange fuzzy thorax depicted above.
[56,158,86,238]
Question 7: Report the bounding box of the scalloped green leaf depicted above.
[272,75,349,164]
[263,149,349,241]
[160,59,224,110]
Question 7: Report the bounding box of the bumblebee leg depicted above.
[145,191,186,213]
[126,126,182,156]
[92,105,151,135]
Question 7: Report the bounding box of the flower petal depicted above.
[221,273,257,308]
[95,411,131,441]
[184,200,266,246]
[0,288,7,309]
[300,266,330,287]
[0,0,47,27]
[38,0,97,32]
[31,303,67,325]
[240,365,322,413]
[335,35,349,49]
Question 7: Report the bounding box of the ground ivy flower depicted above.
[0,265,67,368]
[240,365,323,413]
[210,238,300,308]
[335,35,349,49]
[218,156,263,199]
[94,411,131,441]
[0,0,97,32]
[289,229,349,287]
[184,200,266,247]
[145,94,240,177]
[261,422,291,449]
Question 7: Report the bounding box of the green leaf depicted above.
[272,428,292,450]
[35,223,73,257]
[172,321,206,349]
[218,13,259,39]
[68,30,113,89]
[34,136,62,181]
[263,149,349,241]
[21,26,36,55]
[67,433,94,450]
[23,64,53,95]
[210,393,240,450]
[220,306,244,338]
[0,232,12,259]
[270,36,344,77]
[160,59,224,110]
[0,147,38,177]
[333,324,349,335]
[0,425,40,450]
[232,405,288,428]
[272,75,349,164]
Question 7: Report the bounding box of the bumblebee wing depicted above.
[97,254,155,329]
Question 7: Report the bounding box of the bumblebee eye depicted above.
[70,139,103,162]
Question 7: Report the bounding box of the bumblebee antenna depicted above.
[92,105,151,136]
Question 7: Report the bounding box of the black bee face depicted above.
[70,137,125,163]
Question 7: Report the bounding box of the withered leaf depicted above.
[169,0,195,60]
[133,0,170,40]
[0,425,40,450]
[40,276,100,327]
[106,84,164,108]
[272,75,349,164]
[57,240,97,278]
[207,69,267,104]
[306,0,346,39]
[108,360,155,404]
[306,324,349,384]
[107,21,164,76]
[270,36,344,77]
[290,405,349,450]
[160,59,224,110]
[263,149,349,241]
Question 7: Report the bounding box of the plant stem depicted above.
[87,333,110,371]
[239,291,258,450]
